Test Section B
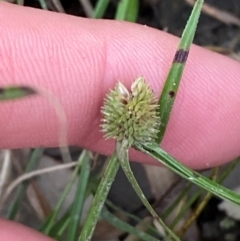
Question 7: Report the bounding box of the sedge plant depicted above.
[80,0,201,240]
[79,0,240,240]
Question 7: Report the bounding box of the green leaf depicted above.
[156,0,204,143]
[137,143,240,205]
[0,86,36,101]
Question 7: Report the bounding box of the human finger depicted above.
[0,2,240,168]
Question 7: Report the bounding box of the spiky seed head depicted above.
[101,76,160,147]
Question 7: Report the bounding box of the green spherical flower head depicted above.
[101,76,160,147]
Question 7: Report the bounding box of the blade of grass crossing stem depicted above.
[164,161,239,230]
[116,141,179,241]
[0,86,36,101]
[67,150,90,241]
[106,200,160,236]
[156,0,204,143]
[176,189,212,236]
[101,208,160,241]
[175,161,240,235]
[7,149,43,220]
[173,168,219,233]
[115,0,139,22]
[40,153,83,235]
[78,153,119,241]
[138,143,240,205]
[92,0,111,18]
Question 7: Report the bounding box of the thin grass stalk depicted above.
[101,208,159,241]
[169,169,218,230]
[117,142,179,241]
[67,150,90,241]
[170,168,219,232]
[92,0,110,18]
[7,148,43,219]
[78,153,119,241]
[177,161,240,236]
[162,159,239,226]
[106,200,159,236]
[49,212,71,239]
[55,217,70,240]
[168,161,238,233]
[170,190,199,230]
[115,0,139,22]
[40,154,83,235]
[162,182,193,220]
[0,150,11,201]
[176,167,219,236]
[218,160,240,183]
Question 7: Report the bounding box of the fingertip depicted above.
[0,219,54,241]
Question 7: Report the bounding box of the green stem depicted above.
[78,153,119,241]
[117,141,180,241]
[92,0,110,18]
[115,0,139,22]
[156,0,204,143]
[138,143,240,205]
[68,150,90,241]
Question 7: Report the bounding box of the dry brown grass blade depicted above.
[1,161,78,204]
[185,0,240,27]
[176,167,219,237]
[51,0,65,13]
[0,150,11,199]
[27,180,53,220]
[78,0,93,17]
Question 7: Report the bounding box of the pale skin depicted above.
[1,2,240,240]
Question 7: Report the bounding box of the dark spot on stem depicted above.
[173,49,189,63]
[20,86,37,95]
[0,88,4,95]
[169,91,175,98]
